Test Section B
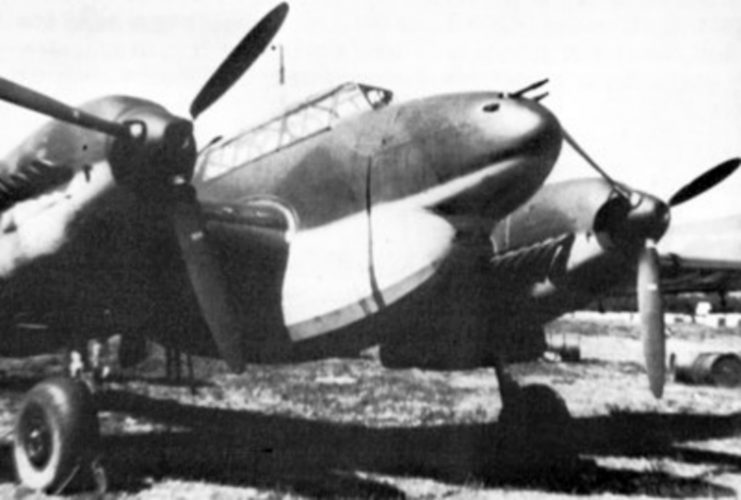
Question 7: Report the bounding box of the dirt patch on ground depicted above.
[1,316,741,498]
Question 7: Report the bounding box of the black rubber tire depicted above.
[13,377,99,493]
[487,384,576,478]
[499,383,571,427]
[518,384,571,428]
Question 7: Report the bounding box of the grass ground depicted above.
[1,316,741,498]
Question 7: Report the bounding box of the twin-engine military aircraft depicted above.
[0,2,736,494]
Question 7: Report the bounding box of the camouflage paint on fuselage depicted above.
[194,87,562,353]
[0,85,564,365]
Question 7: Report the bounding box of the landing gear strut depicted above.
[493,355,571,428]
[483,355,576,477]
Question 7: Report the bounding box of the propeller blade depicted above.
[511,78,549,98]
[170,184,245,372]
[668,157,741,207]
[190,3,289,119]
[561,128,631,199]
[638,240,665,398]
[0,76,129,138]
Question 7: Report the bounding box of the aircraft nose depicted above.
[389,91,564,220]
[483,97,562,167]
[469,96,563,208]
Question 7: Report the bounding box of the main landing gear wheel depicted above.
[13,377,100,494]
[486,357,577,478]
[492,355,571,428]
[484,382,577,480]
[498,384,571,429]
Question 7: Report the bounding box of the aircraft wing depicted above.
[202,199,293,250]
[201,198,293,294]
[659,254,741,294]
[282,205,456,342]
[200,200,457,345]
[197,199,293,354]
[657,215,741,294]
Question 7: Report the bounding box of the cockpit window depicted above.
[359,84,393,109]
[197,82,394,182]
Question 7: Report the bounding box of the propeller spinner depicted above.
[0,3,289,372]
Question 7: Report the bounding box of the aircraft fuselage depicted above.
[193,87,562,360]
[0,86,563,366]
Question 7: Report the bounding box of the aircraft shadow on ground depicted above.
[1,381,740,498]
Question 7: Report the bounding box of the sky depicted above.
[0,0,738,221]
